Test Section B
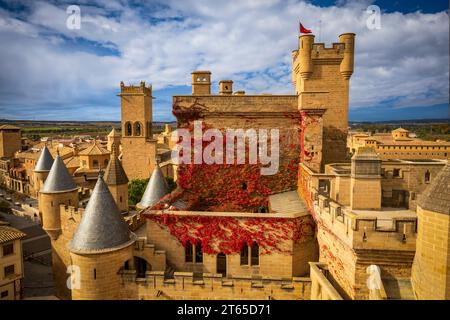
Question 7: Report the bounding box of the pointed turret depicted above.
[70,175,133,253]
[39,154,79,240]
[136,164,169,210]
[69,174,135,300]
[33,146,54,196]
[35,146,54,172]
[107,128,121,155]
[41,155,77,193]
[108,128,120,138]
[104,145,129,212]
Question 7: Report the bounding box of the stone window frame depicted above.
[124,122,132,137]
[4,264,15,277]
[240,242,259,266]
[133,121,143,137]
[185,241,203,264]
[2,242,14,257]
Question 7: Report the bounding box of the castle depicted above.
[27,31,450,300]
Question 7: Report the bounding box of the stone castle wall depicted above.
[119,270,311,300]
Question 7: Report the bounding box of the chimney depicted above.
[219,80,233,95]
[191,71,211,95]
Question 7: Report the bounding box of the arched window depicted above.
[93,159,99,168]
[125,122,132,136]
[195,243,203,263]
[134,122,142,136]
[251,242,259,266]
[185,241,193,262]
[104,159,108,166]
[425,170,430,183]
[240,245,249,265]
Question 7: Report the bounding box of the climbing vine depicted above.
[146,213,315,255]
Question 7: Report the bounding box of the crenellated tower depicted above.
[119,81,157,180]
[292,33,355,169]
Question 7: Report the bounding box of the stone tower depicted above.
[107,128,121,155]
[104,144,129,213]
[191,71,211,95]
[411,164,450,299]
[350,147,382,210]
[69,175,135,300]
[292,33,355,167]
[219,80,233,95]
[136,164,169,210]
[0,124,21,158]
[40,154,79,239]
[33,146,54,198]
[119,81,157,180]
[39,154,79,299]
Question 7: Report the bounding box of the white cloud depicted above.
[0,0,448,120]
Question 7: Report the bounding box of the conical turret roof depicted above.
[41,155,77,193]
[104,146,128,186]
[34,146,54,172]
[108,127,120,137]
[70,175,134,254]
[137,164,169,209]
[418,164,450,215]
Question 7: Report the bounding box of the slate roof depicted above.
[70,175,134,253]
[104,148,128,186]
[34,146,54,172]
[417,164,450,215]
[137,165,169,209]
[41,155,78,193]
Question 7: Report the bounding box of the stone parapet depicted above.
[119,270,311,300]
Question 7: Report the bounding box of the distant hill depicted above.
[349,118,449,125]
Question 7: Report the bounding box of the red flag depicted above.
[300,22,312,34]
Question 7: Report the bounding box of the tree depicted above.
[128,176,178,206]
[128,179,149,205]
[166,177,177,193]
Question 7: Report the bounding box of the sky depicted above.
[0,0,448,122]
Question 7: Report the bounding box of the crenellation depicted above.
[119,270,311,300]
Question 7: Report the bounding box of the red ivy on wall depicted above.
[152,100,324,253]
[165,116,301,212]
[146,213,315,255]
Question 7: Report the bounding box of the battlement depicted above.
[124,211,146,231]
[292,33,355,83]
[293,42,345,64]
[312,190,417,251]
[119,269,311,300]
[119,81,152,96]
[60,205,83,219]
